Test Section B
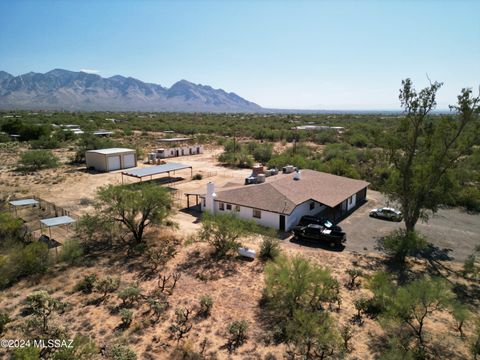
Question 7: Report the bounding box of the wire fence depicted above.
[8,195,79,233]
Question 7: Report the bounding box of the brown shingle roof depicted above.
[213,169,369,214]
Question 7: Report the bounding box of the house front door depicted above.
[279,215,286,231]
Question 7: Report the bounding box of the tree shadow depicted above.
[419,243,454,262]
[175,249,241,281]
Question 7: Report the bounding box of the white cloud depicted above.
[80,68,99,74]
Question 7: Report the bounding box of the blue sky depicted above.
[1,0,479,110]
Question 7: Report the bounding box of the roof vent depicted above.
[293,170,301,181]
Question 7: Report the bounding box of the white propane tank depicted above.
[238,247,256,259]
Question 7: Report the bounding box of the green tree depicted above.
[118,283,142,306]
[26,290,64,333]
[0,242,50,288]
[95,276,120,302]
[74,273,97,294]
[451,301,470,338]
[285,309,340,360]
[75,213,115,250]
[58,239,84,265]
[198,295,214,317]
[0,211,24,244]
[376,228,427,264]
[227,320,249,349]
[96,183,172,244]
[375,277,454,355]
[110,345,137,360]
[199,212,272,257]
[264,256,339,320]
[17,150,59,171]
[463,245,480,280]
[0,310,11,334]
[50,335,97,360]
[385,79,480,234]
[119,308,133,328]
[12,347,41,360]
[74,133,117,163]
[472,319,480,360]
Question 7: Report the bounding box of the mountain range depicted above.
[0,69,262,112]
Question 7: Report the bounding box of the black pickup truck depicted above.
[297,215,343,232]
[292,224,346,246]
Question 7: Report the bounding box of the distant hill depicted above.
[0,69,262,112]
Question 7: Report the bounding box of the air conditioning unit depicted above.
[283,165,294,174]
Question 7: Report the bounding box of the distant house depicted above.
[149,137,203,160]
[198,169,369,231]
[293,125,345,132]
[150,145,203,160]
[93,130,113,137]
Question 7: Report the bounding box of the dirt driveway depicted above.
[304,190,480,263]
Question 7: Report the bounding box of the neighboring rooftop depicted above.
[206,169,369,214]
[157,137,192,142]
[293,125,345,131]
[86,148,135,155]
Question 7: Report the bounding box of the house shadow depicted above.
[334,198,369,225]
[289,236,346,252]
[179,207,202,223]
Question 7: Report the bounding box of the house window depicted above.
[310,201,315,210]
[202,198,206,207]
[226,204,232,210]
[253,209,261,219]
[219,202,225,211]
[235,205,240,212]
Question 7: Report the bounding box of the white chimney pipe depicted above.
[205,182,216,212]
[293,170,301,181]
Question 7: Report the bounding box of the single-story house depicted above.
[198,169,369,231]
[85,148,137,172]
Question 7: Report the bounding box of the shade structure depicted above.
[121,162,192,181]
[40,215,76,227]
[39,215,77,249]
[9,199,39,207]
[9,198,40,215]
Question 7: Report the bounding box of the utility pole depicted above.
[233,129,236,162]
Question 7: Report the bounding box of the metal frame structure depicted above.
[121,163,193,183]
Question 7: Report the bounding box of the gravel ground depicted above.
[288,190,480,263]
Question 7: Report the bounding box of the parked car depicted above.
[297,215,342,232]
[369,207,402,221]
[293,224,346,246]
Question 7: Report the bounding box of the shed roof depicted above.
[122,163,191,178]
[211,169,369,214]
[9,199,39,207]
[157,137,191,142]
[86,148,135,155]
[40,216,76,227]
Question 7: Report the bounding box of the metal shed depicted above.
[86,148,137,172]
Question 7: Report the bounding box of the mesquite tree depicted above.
[96,183,172,244]
[386,79,479,234]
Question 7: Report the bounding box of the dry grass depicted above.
[1,228,478,359]
[0,144,478,359]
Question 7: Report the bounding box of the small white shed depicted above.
[85,148,137,172]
